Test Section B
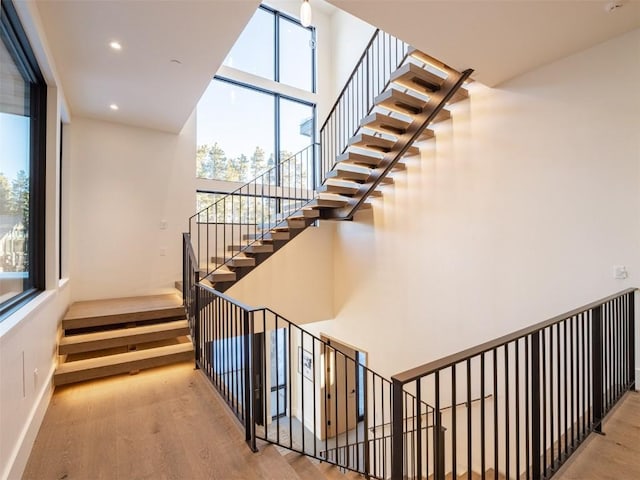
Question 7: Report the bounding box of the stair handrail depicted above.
[189,143,318,280]
[189,277,436,479]
[390,288,637,480]
[319,29,411,184]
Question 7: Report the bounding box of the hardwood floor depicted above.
[554,391,640,480]
[23,361,640,480]
[23,362,300,480]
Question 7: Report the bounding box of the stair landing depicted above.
[56,294,192,386]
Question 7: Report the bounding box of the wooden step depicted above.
[325,165,372,183]
[337,150,383,167]
[318,179,360,195]
[361,112,411,135]
[308,197,350,209]
[408,48,451,75]
[289,208,320,220]
[313,461,349,480]
[391,62,443,94]
[286,218,308,229]
[243,231,290,242]
[207,267,237,283]
[449,86,469,104]
[419,128,435,141]
[349,133,397,153]
[211,255,256,268]
[63,294,184,331]
[375,89,427,115]
[349,133,420,156]
[54,343,194,386]
[59,320,190,355]
[284,453,326,480]
[227,243,274,254]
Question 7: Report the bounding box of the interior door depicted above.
[322,335,358,439]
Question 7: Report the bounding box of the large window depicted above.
[223,5,315,92]
[197,4,316,188]
[0,0,47,319]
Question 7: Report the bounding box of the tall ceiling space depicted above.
[328,0,640,86]
[36,0,261,132]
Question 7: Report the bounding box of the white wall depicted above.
[318,28,640,380]
[227,221,335,324]
[68,115,197,301]
[0,4,71,477]
[329,9,375,99]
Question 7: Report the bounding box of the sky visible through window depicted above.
[197,6,315,183]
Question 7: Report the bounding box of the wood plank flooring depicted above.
[23,362,300,480]
[554,391,640,480]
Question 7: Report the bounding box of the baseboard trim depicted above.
[2,363,54,480]
[635,368,640,392]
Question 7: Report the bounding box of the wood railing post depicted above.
[391,379,404,480]
[592,305,604,433]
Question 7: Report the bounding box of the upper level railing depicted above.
[188,144,317,281]
[319,29,410,184]
[183,232,433,478]
[390,289,637,480]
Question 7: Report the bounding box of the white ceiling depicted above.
[36,0,261,133]
[33,0,640,134]
[328,0,640,86]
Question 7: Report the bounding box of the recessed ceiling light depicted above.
[109,104,119,111]
[109,41,122,51]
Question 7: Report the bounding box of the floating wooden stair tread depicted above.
[449,86,469,104]
[207,267,237,283]
[243,231,290,242]
[349,133,397,153]
[63,294,184,331]
[337,150,383,167]
[227,243,274,254]
[432,108,451,124]
[375,89,427,115]
[325,165,372,183]
[419,128,435,141]
[212,255,256,268]
[289,208,320,220]
[308,197,350,209]
[361,112,411,135]
[391,62,443,93]
[54,343,194,386]
[58,320,190,355]
[317,182,361,196]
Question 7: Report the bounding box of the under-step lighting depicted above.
[300,0,312,27]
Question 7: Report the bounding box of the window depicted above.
[197,4,316,189]
[223,5,316,92]
[0,0,47,319]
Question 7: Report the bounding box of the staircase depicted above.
[55,294,193,385]
[190,31,472,293]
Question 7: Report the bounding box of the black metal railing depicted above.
[319,29,410,184]
[188,144,317,281]
[391,289,637,480]
[180,240,432,478]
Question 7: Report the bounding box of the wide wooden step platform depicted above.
[56,294,192,386]
[58,319,189,355]
[62,293,184,330]
[55,343,193,386]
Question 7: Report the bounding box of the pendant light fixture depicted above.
[300,0,312,27]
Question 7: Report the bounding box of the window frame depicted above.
[0,0,47,321]
[224,4,317,93]
[199,75,316,184]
